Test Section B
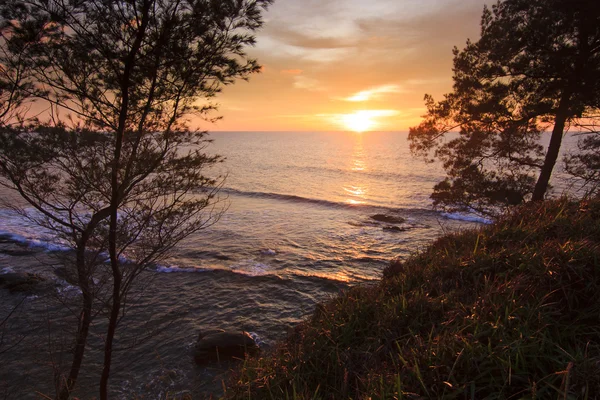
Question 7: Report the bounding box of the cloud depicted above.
[213,0,491,131]
[343,84,405,102]
[280,69,303,75]
[293,76,325,91]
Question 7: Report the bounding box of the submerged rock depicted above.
[370,214,405,224]
[194,330,259,364]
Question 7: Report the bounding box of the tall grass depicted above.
[227,198,600,399]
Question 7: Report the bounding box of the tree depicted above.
[565,117,600,195]
[0,0,271,398]
[409,0,600,216]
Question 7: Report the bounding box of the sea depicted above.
[0,131,582,398]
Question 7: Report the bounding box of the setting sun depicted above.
[342,111,376,132]
[337,110,401,132]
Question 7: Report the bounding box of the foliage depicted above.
[565,120,600,195]
[409,0,600,216]
[0,0,271,398]
[227,198,600,399]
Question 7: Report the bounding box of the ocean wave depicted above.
[230,260,274,277]
[155,261,276,278]
[220,188,370,210]
[153,260,366,286]
[0,230,71,252]
[156,265,209,273]
[248,331,267,347]
[1,266,15,274]
[292,270,379,284]
[0,209,72,252]
[218,187,436,216]
[55,279,83,296]
[442,212,492,224]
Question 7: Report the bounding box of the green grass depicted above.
[226,198,600,399]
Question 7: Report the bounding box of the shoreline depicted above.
[227,198,600,399]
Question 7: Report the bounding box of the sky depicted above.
[210,0,490,132]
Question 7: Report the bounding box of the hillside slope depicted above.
[227,198,600,399]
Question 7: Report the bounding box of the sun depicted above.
[342,111,376,132]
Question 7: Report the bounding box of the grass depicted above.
[225,198,600,399]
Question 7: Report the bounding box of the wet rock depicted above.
[382,225,407,233]
[54,266,79,285]
[0,248,36,257]
[0,272,46,293]
[0,234,15,244]
[370,214,405,224]
[0,241,38,256]
[194,330,259,364]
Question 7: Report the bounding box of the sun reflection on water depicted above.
[351,138,366,172]
[344,135,369,205]
[352,159,366,171]
[344,186,366,196]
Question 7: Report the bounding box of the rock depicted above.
[0,272,46,293]
[382,225,407,233]
[0,248,36,257]
[370,214,405,224]
[194,330,259,364]
[0,234,15,244]
[54,266,79,285]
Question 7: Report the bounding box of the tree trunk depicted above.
[531,93,571,201]
[99,3,150,397]
[58,243,93,400]
[99,272,121,400]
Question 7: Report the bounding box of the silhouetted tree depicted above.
[565,117,600,195]
[0,0,271,398]
[409,0,600,216]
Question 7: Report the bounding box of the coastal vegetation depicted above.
[227,1,600,397]
[0,0,599,398]
[409,0,600,216]
[0,0,271,398]
[228,197,600,399]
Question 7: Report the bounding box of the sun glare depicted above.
[342,112,376,132]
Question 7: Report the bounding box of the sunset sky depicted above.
[211,0,490,132]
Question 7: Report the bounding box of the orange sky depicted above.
[207,0,490,132]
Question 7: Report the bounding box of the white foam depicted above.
[155,265,208,273]
[1,266,15,274]
[442,212,492,224]
[248,331,266,347]
[260,249,277,256]
[231,260,272,277]
[55,280,83,296]
[0,209,71,252]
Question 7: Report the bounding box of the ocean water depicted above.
[0,131,582,398]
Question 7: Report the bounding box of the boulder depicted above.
[54,266,79,285]
[0,272,46,293]
[0,248,36,257]
[370,214,405,224]
[194,330,259,364]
